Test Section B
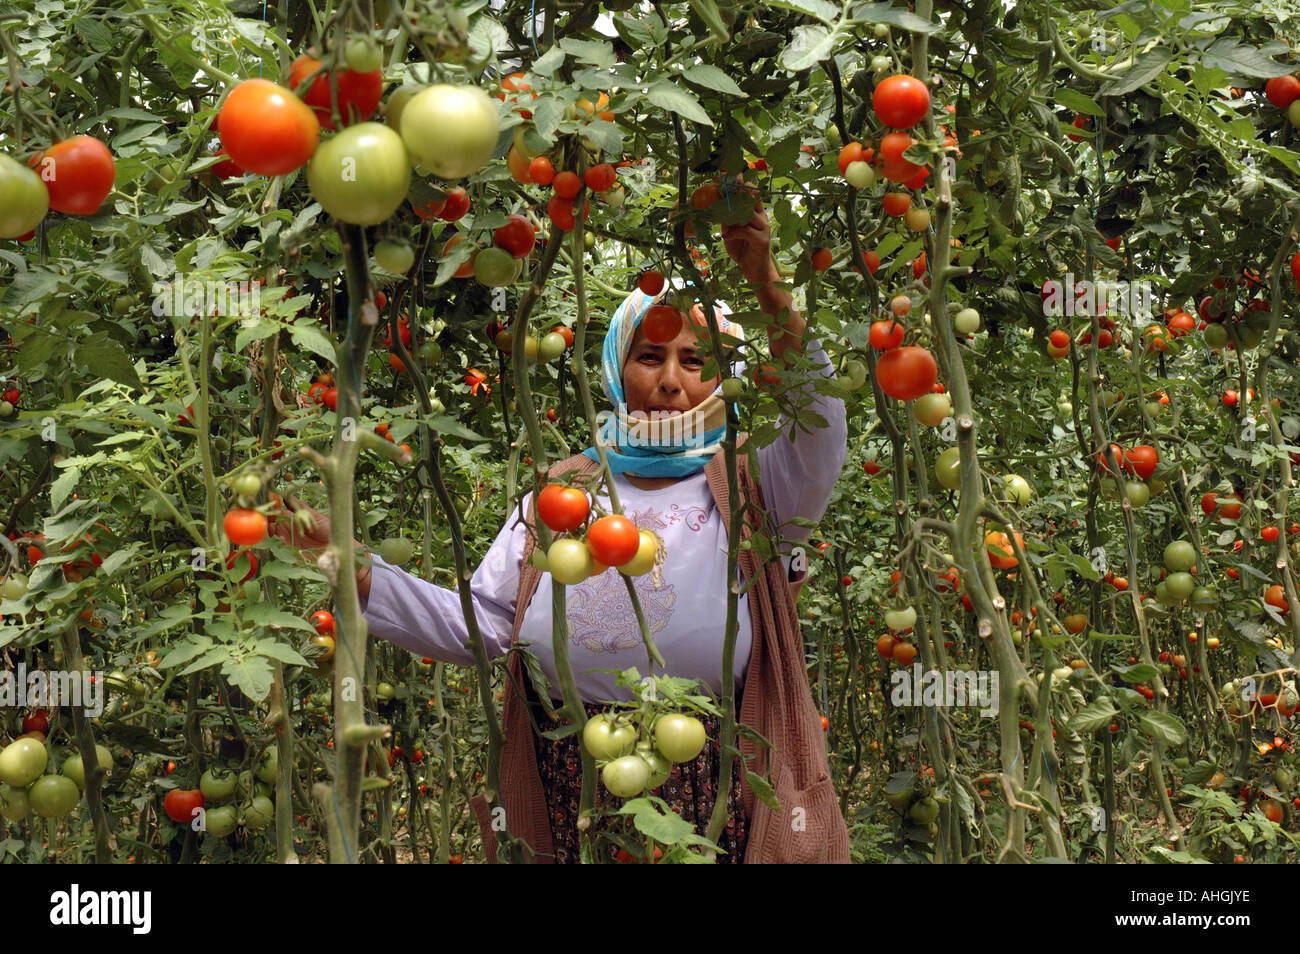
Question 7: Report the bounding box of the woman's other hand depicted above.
[720,175,779,284]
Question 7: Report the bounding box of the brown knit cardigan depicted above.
[471,439,850,863]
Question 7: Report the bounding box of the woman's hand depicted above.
[720,175,780,284]
[270,496,351,560]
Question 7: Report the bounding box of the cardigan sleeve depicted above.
[754,336,847,548]
[359,509,528,664]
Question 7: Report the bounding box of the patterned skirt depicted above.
[531,699,749,864]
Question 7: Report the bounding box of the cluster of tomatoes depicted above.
[0,731,90,824]
[835,74,935,226]
[0,134,116,241]
[865,296,941,402]
[1093,441,1162,509]
[582,709,707,800]
[534,483,658,584]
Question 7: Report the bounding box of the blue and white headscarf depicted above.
[581,280,745,478]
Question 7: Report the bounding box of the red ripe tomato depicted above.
[1096,443,1124,474]
[1049,329,1070,349]
[3,389,19,406]
[548,195,576,230]
[1262,526,1280,543]
[323,387,338,411]
[1291,251,1300,281]
[1167,311,1195,336]
[1265,75,1300,109]
[638,270,665,296]
[875,346,937,401]
[881,192,910,216]
[584,163,617,192]
[310,609,336,635]
[1067,113,1087,142]
[820,715,829,732]
[413,197,446,219]
[877,131,922,182]
[288,54,383,129]
[873,75,931,129]
[863,460,881,476]
[811,247,833,271]
[586,515,641,567]
[22,708,49,735]
[1124,445,1158,480]
[32,136,116,215]
[1200,492,1219,516]
[553,171,582,199]
[528,156,555,185]
[1218,494,1243,520]
[868,319,905,351]
[211,147,244,180]
[219,79,320,176]
[642,305,684,344]
[164,788,205,824]
[494,213,535,259]
[537,484,590,533]
[439,187,471,222]
[837,142,865,176]
[224,509,268,546]
[860,250,881,274]
[1223,390,1238,407]
[1265,584,1289,611]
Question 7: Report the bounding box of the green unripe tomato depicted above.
[1004,474,1031,507]
[720,377,744,401]
[844,160,875,189]
[843,359,868,391]
[654,713,707,763]
[256,746,278,784]
[29,775,81,818]
[1123,480,1150,508]
[825,125,842,147]
[422,339,442,365]
[1289,99,1300,129]
[379,537,414,565]
[874,23,890,38]
[375,682,396,702]
[3,573,28,600]
[200,766,239,802]
[1164,540,1197,573]
[935,446,962,491]
[908,795,940,824]
[241,794,274,829]
[1165,571,1195,599]
[539,332,567,362]
[0,737,48,787]
[232,473,262,499]
[114,294,134,316]
[375,239,415,274]
[345,35,383,73]
[582,714,636,760]
[0,782,30,821]
[60,745,113,788]
[954,308,980,334]
[637,742,672,790]
[473,247,517,288]
[204,804,239,837]
[601,754,650,798]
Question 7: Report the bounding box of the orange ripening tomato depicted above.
[218,79,320,177]
[223,509,267,546]
[585,515,641,567]
[984,531,1023,570]
[537,484,590,533]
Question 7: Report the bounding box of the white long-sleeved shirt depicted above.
[361,339,847,703]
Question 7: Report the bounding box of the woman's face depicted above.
[622,304,724,417]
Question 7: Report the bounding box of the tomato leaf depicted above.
[680,64,744,97]
[1069,698,1117,735]
[855,3,940,33]
[645,78,712,126]
[1199,38,1293,78]
[1099,48,1172,97]
[765,0,838,23]
[745,770,782,812]
[1139,711,1187,747]
[1114,661,1159,684]
[1054,88,1103,117]
[221,655,273,702]
[557,37,617,69]
[778,24,837,72]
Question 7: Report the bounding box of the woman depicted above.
[275,190,849,863]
